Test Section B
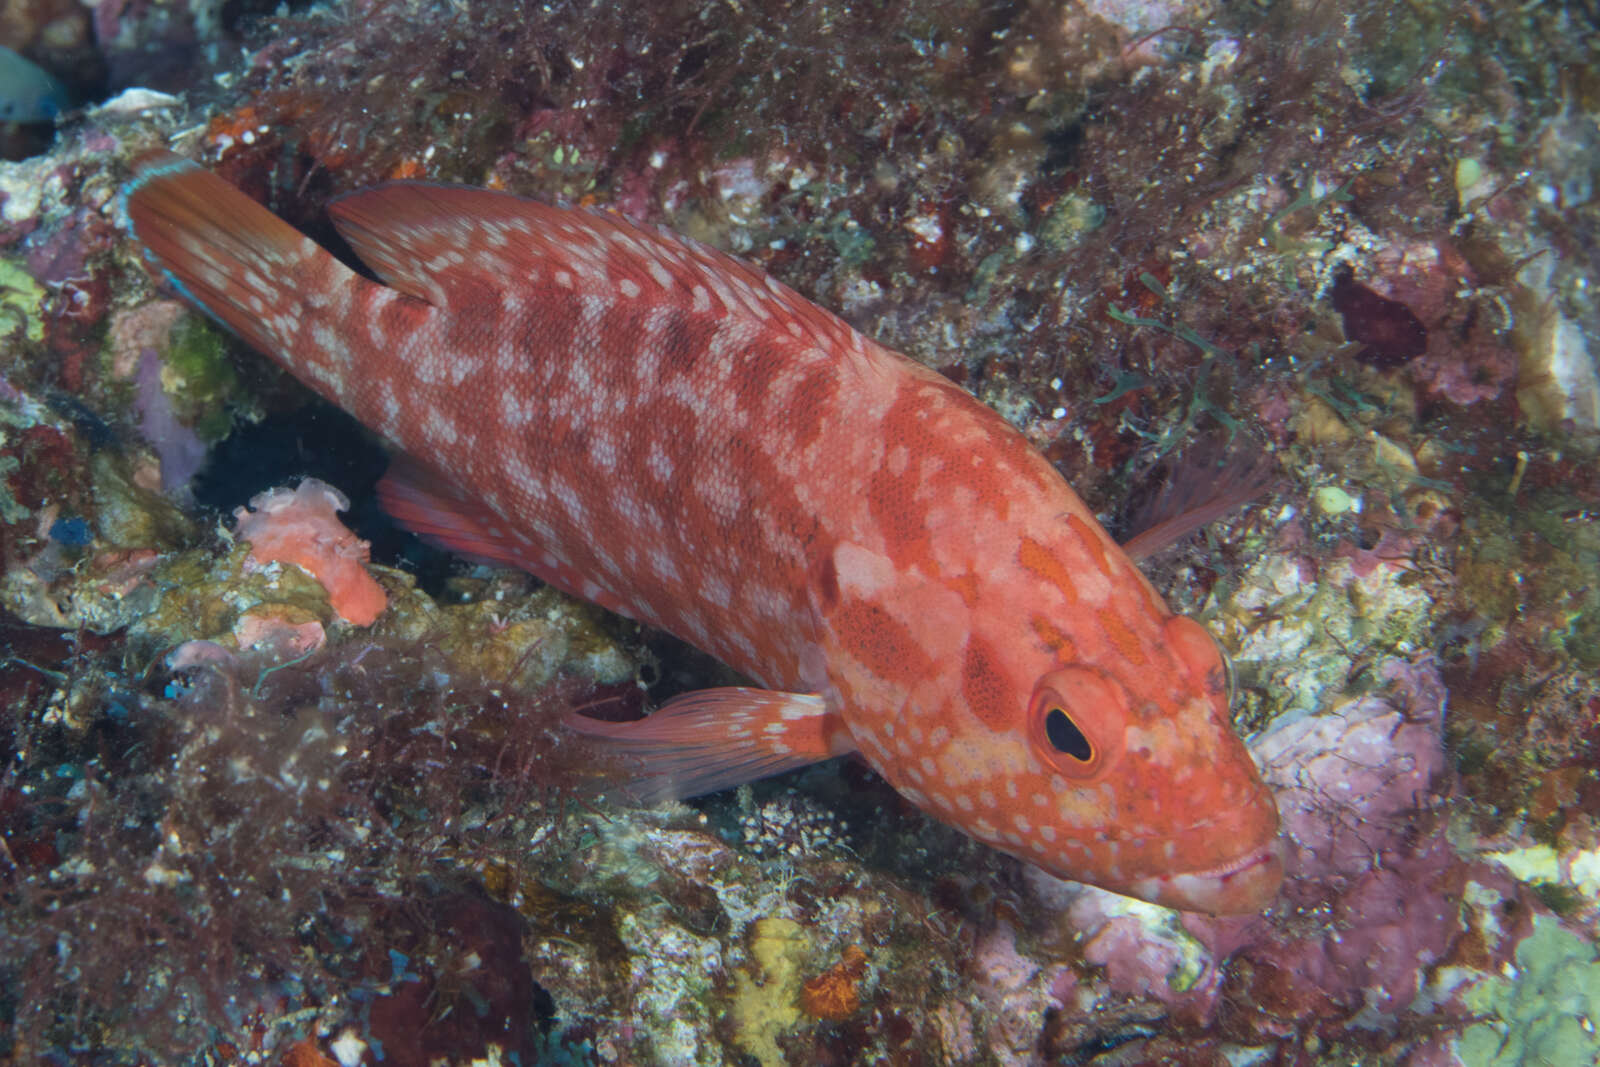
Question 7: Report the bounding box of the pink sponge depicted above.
[233,479,387,626]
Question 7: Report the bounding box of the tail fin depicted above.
[120,150,362,381]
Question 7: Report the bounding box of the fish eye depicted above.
[1028,667,1127,780]
[1044,707,1093,761]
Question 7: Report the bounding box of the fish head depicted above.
[811,391,1282,914]
[1010,613,1283,914]
[826,536,1282,915]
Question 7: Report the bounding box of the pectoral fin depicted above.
[567,688,855,803]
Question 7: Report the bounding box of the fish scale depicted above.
[123,149,1283,913]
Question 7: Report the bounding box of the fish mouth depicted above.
[1124,837,1286,916]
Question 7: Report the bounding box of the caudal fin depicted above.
[120,150,363,385]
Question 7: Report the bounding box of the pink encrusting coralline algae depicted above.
[123,149,1281,913]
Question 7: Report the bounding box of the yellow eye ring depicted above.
[1043,706,1093,762]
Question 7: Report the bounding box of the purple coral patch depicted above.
[134,348,207,492]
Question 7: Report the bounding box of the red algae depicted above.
[1329,265,1430,367]
[0,632,613,1060]
[800,944,870,1022]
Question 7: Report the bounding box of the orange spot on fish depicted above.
[961,637,1011,732]
[1018,535,1078,603]
[1097,608,1147,667]
[1029,614,1078,659]
[946,571,982,609]
[831,599,931,680]
[1067,514,1114,576]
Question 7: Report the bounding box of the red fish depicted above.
[123,150,1282,913]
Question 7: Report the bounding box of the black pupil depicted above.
[1045,708,1093,762]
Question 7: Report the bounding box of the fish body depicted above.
[123,151,1282,913]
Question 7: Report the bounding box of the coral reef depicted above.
[0,0,1598,1062]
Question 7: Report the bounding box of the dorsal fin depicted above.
[327,183,864,352]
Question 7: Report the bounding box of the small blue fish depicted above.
[0,46,66,123]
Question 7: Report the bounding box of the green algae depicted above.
[1219,550,1437,725]
[128,542,334,650]
[1456,488,1600,668]
[525,131,601,200]
[1035,189,1104,251]
[160,316,240,440]
[0,258,46,343]
[0,453,26,522]
[89,452,194,550]
[1458,915,1600,1067]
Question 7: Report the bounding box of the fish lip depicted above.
[1125,837,1286,915]
[1185,836,1285,881]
